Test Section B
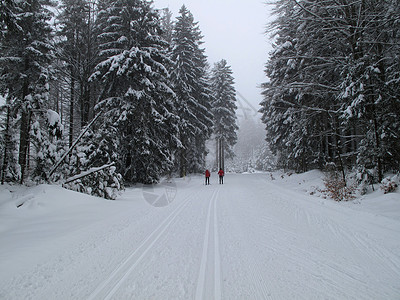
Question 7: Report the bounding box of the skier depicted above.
[218,168,224,184]
[205,169,210,185]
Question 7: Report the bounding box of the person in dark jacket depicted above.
[218,168,224,184]
[205,169,210,185]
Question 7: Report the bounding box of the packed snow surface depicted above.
[0,172,399,299]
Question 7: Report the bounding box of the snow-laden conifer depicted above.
[56,0,97,148]
[171,5,213,176]
[0,0,54,183]
[261,0,400,179]
[210,59,238,160]
[91,0,179,184]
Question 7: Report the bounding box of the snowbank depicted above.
[0,184,141,278]
[268,169,400,220]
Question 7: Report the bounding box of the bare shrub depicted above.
[322,172,356,201]
[380,176,398,194]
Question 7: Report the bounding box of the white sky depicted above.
[152,0,274,110]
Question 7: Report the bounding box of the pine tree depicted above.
[31,109,64,181]
[0,1,20,183]
[0,96,19,183]
[91,0,179,184]
[159,8,174,45]
[261,0,400,179]
[171,5,213,176]
[261,0,343,172]
[56,0,98,149]
[0,0,20,38]
[210,59,238,160]
[63,127,124,200]
[0,0,54,183]
[338,0,400,181]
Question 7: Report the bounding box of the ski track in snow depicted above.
[195,187,221,300]
[87,190,194,300]
[1,174,400,299]
[218,181,274,299]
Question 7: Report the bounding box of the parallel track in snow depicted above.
[195,188,221,300]
[86,191,195,300]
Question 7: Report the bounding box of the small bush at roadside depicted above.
[380,176,398,194]
[322,172,356,201]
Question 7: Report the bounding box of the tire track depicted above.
[86,192,194,300]
[195,188,221,300]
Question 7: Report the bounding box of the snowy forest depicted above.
[1,0,399,200]
[260,0,400,186]
[2,1,400,297]
[0,0,240,198]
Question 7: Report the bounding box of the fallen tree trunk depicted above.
[47,111,103,180]
[64,162,115,185]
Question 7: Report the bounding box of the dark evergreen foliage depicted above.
[261,0,400,181]
[0,0,233,194]
[0,0,55,183]
[210,59,238,159]
[91,0,179,184]
[171,5,213,176]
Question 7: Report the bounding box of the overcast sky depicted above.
[152,0,274,112]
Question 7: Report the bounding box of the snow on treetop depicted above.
[274,41,293,55]
[46,109,61,127]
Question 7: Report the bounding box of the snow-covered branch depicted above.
[48,111,103,179]
[64,163,115,184]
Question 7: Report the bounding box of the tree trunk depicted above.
[180,147,186,177]
[82,1,94,126]
[1,104,11,184]
[221,139,224,171]
[373,117,383,182]
[217,138,224,171]
[337,152,347,187]
[81,85,90,127]
[69,67,75,149]
[215,138,219,170]
[19,110,31,184]
[351,124,357,163]
[19,58,31,184]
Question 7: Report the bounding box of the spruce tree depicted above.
[0,96,19,183]
[261,0,342,172]
[0,0,54,183]
[57,0,90,147]
[91,0,179,184]
[261,0,400,179]
[0,0,20,38]
[171,5,213,176]
[210,59,238,160]
[159,8,174,45]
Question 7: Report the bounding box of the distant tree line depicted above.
[260,0,400,183]
[0,0,238,192]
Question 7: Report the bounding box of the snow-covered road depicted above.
[1,173,399,299]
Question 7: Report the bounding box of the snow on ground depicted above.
[269,169,400,221]
[0,172,399,299]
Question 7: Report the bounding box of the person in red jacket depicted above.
[205,169,210,185]
[218,168,224,184]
